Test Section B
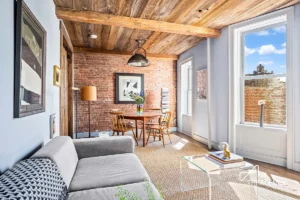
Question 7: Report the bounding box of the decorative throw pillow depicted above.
[0,158,67,200]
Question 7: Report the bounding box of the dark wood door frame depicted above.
[60,21,74,138]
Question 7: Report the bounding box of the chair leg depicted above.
[139,129,143,139]
[117,132,119,136]
[167,129,172,143]
[146,129,152,145]
[122,132,125,136]
[132,130,138,146]
[112,131,115,136]
[161,130,165,147]
[153,130,156,141]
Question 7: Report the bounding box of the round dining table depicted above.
[122,112,162,147]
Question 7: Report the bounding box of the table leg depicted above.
[143,118,146,147]
[135,119,138,138]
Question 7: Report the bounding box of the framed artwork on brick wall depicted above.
[116,73,144,104]
[197,69,207,100]
[14,0,47,118]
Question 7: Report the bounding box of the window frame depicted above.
[180,57,193,116]
[237,17,288,128]
[187,65,193,115]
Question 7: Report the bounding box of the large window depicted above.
[242,24,287,126]
[181,59,192,115]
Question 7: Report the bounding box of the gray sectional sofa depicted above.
[32,136,160,200]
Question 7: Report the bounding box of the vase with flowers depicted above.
[130,90,146,115]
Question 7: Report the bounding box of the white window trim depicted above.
[180,57,193,116]
[187,65,193,115]
[228,7,295,169]
[239,20,288,127]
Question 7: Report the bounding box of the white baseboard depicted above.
[294,162,300,172]
[170,127,177,132]
[236,149,287,167]
[192,134,219,150]
[76,127,178,139]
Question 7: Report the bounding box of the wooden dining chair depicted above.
[146,111,172,147]
[110,111,138,145]
[139,108,161,139]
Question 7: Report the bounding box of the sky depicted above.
[244,25,286,75]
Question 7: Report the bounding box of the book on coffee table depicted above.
[205,156,245,169]
[208,151,244,164]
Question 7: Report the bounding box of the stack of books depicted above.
[206,151,245,169]
[161,88,170,113]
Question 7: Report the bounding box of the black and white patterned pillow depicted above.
[0,158,67,200]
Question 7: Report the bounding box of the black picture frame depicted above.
[116,73,144,104]
[14,0,47,118]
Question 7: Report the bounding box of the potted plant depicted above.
[115,178,163,200]
[130,90,146,115]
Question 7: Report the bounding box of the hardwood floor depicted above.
[248,158,300,182]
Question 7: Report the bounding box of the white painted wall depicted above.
[210,27,229,144]
[177,29,229,145]
[236,125,287,166]
[177,41,208,139]
[0,0,60,173]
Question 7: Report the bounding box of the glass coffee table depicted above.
[180,154,259,200]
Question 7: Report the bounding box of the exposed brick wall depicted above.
[74,53,177,132]
[244,78,286,125]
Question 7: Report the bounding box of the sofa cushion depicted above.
[0,158,67,200]
[73,136,135,159]
[31,136,78,188]
[69,153,149,192]
[67,182,161,200]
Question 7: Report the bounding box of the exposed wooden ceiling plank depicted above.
[107,0,130,50]
[143,0,232,53]
[120,0,168,53]
[170,36,204,55]
[73,47,179,60]
[56,8,221,38]
[142,0,211,50]
[93,24,102,48]
[54,0,300,55]
[53,0,73,8]
[73,22,85,47]
[227,0,296,26]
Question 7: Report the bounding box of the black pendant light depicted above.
[127,39,150,67]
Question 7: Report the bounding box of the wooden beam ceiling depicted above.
[73,47,179,61]
[56,8,221,38]
[53,0,300,56]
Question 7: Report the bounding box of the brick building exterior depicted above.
[244,65,286,125]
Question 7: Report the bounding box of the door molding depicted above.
[60,21,74,137]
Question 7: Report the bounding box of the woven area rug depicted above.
[135,133,300,200]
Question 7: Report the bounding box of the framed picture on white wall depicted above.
[197,69,207,100]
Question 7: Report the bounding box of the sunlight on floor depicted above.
[258,171,300,197]
[172,138,189,150]
[227,182,257,200]
[270,174,300,196]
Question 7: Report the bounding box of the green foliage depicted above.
[129,93,145,104]
[115,178,163,200]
